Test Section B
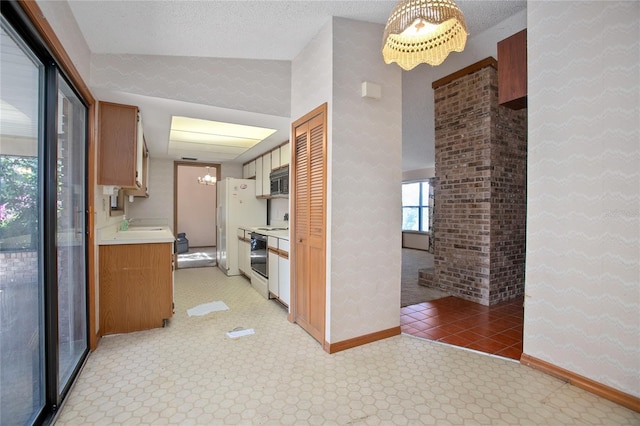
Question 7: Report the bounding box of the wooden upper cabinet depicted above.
[98,101,141,187]
[498,29,527,110]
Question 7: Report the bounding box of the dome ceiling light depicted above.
[382,0,469,70]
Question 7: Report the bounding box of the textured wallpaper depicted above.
[292,18,403,343]
[91,54,291,117]
[36,0,92,83]
[291,24,333,122]
[325,18,403,343]
[525,1,639,397]
[291,20,334,337]
[127,158,175,230]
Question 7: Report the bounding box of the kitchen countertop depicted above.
[98,225,176,245]
[240,225,289,241]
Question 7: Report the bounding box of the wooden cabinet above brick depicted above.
[498,29,527,110]
[98,101,141,187]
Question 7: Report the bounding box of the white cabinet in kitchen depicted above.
[125,139,149,198]
[268,236,279,298]
[242,163,249,179]
[278,239,290,306]
[271,147,281,170]
[261,154,271,196]
[237,228,251,277]
[280,141,290,167]
[255,156,264,197]
[248,160,256,178]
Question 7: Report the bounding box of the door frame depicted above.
[290,103,328,348]
[172,161,221,255]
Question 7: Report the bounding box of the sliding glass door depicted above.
[0,17,46,425]
[1,7,88,424]
[56,76,87,394]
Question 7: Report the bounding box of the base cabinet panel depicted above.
[238,236,251,276]
[99,243,173,335]
[278,255,290,306]
[269,252,279,297]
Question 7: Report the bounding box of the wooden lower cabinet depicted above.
[99,242,173,335]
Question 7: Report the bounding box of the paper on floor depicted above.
[187,301,229,317]
[226,328,255,338]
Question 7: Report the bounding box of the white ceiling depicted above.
[66,0,527,168]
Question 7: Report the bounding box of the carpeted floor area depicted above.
[401,248,448,307]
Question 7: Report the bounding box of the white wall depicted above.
[36,0,91,83]
[525,1,639,397]
[126,159,242,234]
[291,17,402,343]
[269,198,289,225]
[126,158,175,230]
[402,168,435,182]
[176,165,217,247]
[402,232,429,251]
[90,54,290,117]
[328,18,403,343]
[291,20,334,338]
[291,24,333,122]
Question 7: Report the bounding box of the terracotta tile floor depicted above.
[401,295,524,360]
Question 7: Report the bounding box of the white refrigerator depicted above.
[216,178,266,276]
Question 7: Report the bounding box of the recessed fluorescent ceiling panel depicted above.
[168,116,276,160]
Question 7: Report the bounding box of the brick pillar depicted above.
[430,59,527,305]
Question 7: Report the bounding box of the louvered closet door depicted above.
[292,104,327,345]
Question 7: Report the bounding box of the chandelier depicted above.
[197,166,216,186]
[382,0,468,70]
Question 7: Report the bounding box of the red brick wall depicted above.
[432,63,527,305]
[0,251,38,288]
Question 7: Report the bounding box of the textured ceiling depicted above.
[66,0,527,168]
[68,1,526,60]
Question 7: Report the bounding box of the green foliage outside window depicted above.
[0,155,38,250]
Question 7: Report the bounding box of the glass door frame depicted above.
[2,2,93,423]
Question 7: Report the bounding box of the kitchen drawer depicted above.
[268,236,279,249]
[279,239,289,253]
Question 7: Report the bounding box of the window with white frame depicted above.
[402,181,430,232]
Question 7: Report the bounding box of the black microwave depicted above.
[270,167,289,196]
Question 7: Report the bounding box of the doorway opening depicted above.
[174,162,220,269]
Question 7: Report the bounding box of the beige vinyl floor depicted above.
[55,267,639,425]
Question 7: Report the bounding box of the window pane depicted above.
[421,182,429,207]
[402,183,420,206]
[56,76,87,392]
[402,207,419,231]
[421,207,430,232]
[0,18,45,425]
